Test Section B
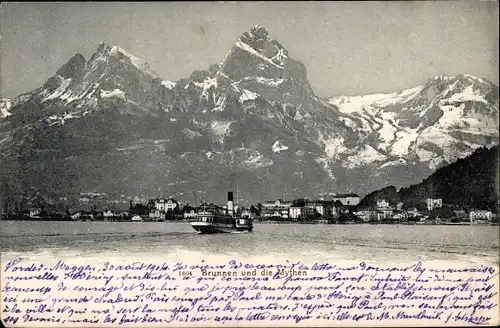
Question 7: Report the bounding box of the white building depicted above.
[306,202,325,216]
[355,210,378,222]
[377,208,394,220]
[469,210,492,220]
[103,210,115,218]
[241,210,256,219]
[131,215,143,222]
[288,206,315,219]
[261,199,292,219]
[262,199,293,209]
[407,208,422,219]
[154,198,178,212]
[426,198,442,211]
[289,207,302,219]
[377,199,389,208]
[183,210,197,219]
[262,208,290,219]
[149,210,166,220]
[29,208,41,219]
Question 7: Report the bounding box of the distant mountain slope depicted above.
[360,145,499,211]
[0,25,498,205]
[328,75,499,171]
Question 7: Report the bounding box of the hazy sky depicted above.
[1,1,498,98]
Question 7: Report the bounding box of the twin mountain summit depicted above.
[1,25,498,205]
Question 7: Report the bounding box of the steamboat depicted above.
[191,192,253,234]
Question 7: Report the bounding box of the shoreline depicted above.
[0,218,496,226]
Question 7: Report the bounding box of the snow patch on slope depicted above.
[161,80,176,90]
[212,94,227,112]
[377,120,397,148]
[42,76,72,102]
[116,144,146,152]
[235,41,284,69]
[183,128,203,139]
[45,110,93,126]
[272,140,289,153]
[391,128,419,157]
[444,86,487,104]
[239,89,258,103]
[315,157,336,180]
[194,77,218,100]
[319,134,349,158]
[238,76,285,87]
[240,151,273,169]
[100,89,126,100]
[294,110,304,121]
[254,77,285,87]
[0,99,12,118]
[345,145,387,169]
[339,116,357,129]
[210,121,232,143]
[434,104,498,135]
[379,158,406,169]
[329,85,424,114]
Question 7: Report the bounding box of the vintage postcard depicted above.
[1,1,499,327]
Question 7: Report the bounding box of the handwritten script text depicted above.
[1,258,498,326]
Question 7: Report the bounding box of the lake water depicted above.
[2,221,499,327]
[0,221,498,266]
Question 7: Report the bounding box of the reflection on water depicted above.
[0,221,498,264]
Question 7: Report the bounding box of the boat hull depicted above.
[191,221,252,234]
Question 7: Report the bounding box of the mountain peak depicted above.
[56,53,86,79]
[237,25,287,56]
[221,25,292,81]
[95,42,137,60]
[428,74,495,86]
[90,42,158,79]
[96,42,112,54]
[241,25,270,43]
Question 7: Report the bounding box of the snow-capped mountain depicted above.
[1,25,498,205]
[328,74,499,170]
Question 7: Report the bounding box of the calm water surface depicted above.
[1,221,498,265]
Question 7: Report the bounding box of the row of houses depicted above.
[364,197,494,222]
[14,192,496,223]
[260,194,360,220]
[258,196,495,222]
[143,195,361,221]
[375,198,443,211]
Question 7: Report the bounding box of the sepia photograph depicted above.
[1,1,499,327]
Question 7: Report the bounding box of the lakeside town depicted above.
[1,190,498,226]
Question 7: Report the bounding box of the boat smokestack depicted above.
[227,192,234,216]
